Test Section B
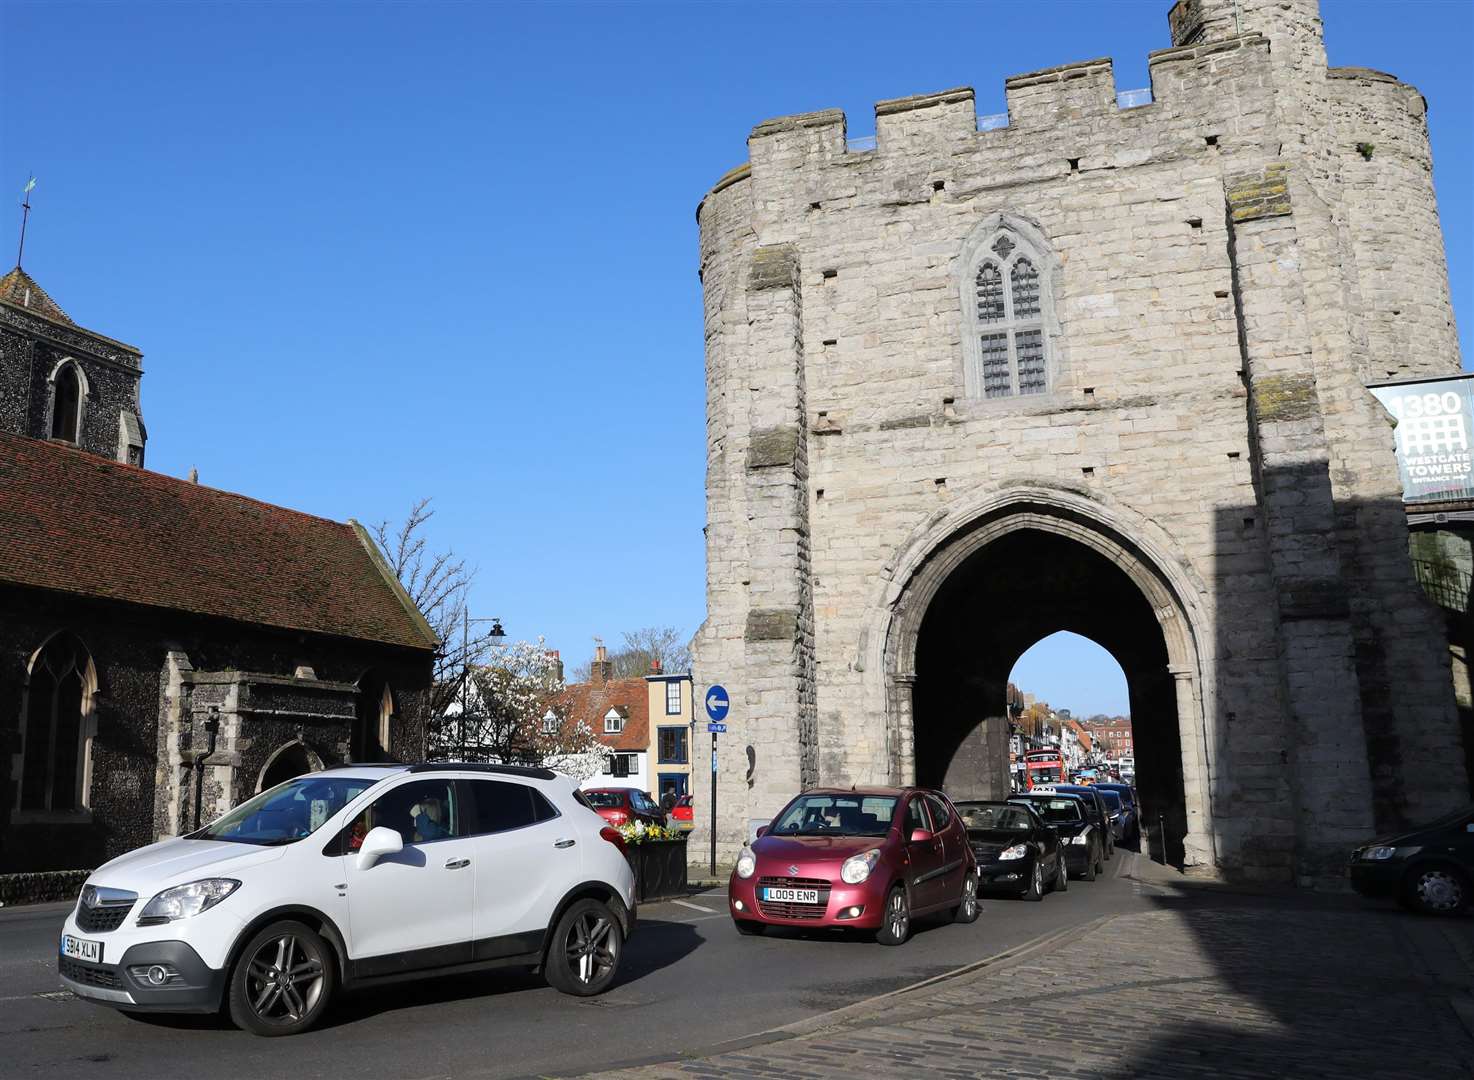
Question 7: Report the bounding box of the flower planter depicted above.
[625,837,688,902]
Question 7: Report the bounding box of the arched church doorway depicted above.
[886,500,1214,870]
[258,741,318,792]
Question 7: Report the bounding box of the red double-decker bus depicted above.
[1023,749,1065,789]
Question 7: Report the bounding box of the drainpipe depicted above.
[185,707,221,832]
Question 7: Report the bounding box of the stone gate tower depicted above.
[690,0,1464,882]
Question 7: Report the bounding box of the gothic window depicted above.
[965,227,1054,399]
[20,633,92,813]
[51,363,81,442]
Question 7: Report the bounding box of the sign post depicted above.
[705,684,730,877]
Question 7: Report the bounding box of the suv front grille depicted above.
[60,956,122,989]
[756,876,832,920]
[76,902,134,933]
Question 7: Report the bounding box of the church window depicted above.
[964,225,1054,400]
[20,633,92,813]
[51,363,82,442]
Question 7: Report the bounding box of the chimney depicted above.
[650,658,662,675]
[590,643,612,686]
[549,650,564,683]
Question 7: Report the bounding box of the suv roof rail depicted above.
[406,762,558,780]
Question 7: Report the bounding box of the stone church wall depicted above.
[0,304,145,465]
[0,586,431,873]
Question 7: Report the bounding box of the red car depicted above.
[671,794,694,832]
[583,786,666,828]
[728,787,978,945]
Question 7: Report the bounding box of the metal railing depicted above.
[1412,558,1472,613]
[1117,87,1154,109]
[845,135,877,153]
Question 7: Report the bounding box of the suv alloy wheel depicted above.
[227,920,335,1036]
[544,898,623,995]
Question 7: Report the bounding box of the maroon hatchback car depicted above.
[728,787,978,944]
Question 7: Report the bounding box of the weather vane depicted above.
[16,175,35,269]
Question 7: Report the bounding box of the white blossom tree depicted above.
[436,639,602,778]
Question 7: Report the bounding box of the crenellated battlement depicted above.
[700,31,1278,212]
[1004,57,1117,128]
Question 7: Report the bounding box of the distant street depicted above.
[2,857,1152,1079]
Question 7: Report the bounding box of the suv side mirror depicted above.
[755,825,769,839]
[909,828,934,844]
[356,826,404,871]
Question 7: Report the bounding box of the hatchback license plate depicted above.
[62,935,101,963]
[763,887,820,904]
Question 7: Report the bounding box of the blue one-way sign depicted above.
[705,685,730,722]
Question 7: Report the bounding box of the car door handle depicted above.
[444,857,471,870]
[554,838,576,849]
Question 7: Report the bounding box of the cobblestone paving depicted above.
[580,890,1474,1079]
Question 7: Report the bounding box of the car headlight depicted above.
[138,879,240,924]
[1069,834,1090,845]
[1361,845,1418,862]
[998,843,1028,861]
[840,849,882,884]
[735,852,756,879]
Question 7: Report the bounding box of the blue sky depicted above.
[3,0,1469,717]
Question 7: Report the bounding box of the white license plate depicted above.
[763,887,820,904]
[62,935,101,963]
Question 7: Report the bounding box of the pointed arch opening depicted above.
[956,213,1063,401]
[257,740,323,793]
[353,671,396,762]
[882,495,1215,870]
[49,360,86,443]
[17,631,98,814]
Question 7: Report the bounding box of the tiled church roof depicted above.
[0,266,75,325]
[0,432,437,652]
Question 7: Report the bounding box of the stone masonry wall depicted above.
[0,303,146,465]
[690,0,1464,880]
[0,586,431,873]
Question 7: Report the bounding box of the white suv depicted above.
[58,763,637,1035]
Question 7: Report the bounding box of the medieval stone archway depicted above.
[876,488,1217,869]
[255,739,323,793]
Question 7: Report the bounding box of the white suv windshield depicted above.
[195,776,378,846]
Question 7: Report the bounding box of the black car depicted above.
[1097,789,1126,843]
[1011,792,1105,881]
[956,799,1067,900]
[1047,784,1116,860]
[1350,804,1474,915]
[1093,782,1140,846]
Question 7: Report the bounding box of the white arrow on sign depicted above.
[707,693,728,711]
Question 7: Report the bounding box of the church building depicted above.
[0,265,438,875]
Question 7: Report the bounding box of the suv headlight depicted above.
[138,879,240,924]
[998,843,1028,861]
[1069,833,1090,845]
[735,852,756,879]
[840,849,882,884]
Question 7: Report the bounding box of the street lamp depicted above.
[459,614,507,759]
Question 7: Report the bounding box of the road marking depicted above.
[670,899,715,913]
[0,990,75,1004]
